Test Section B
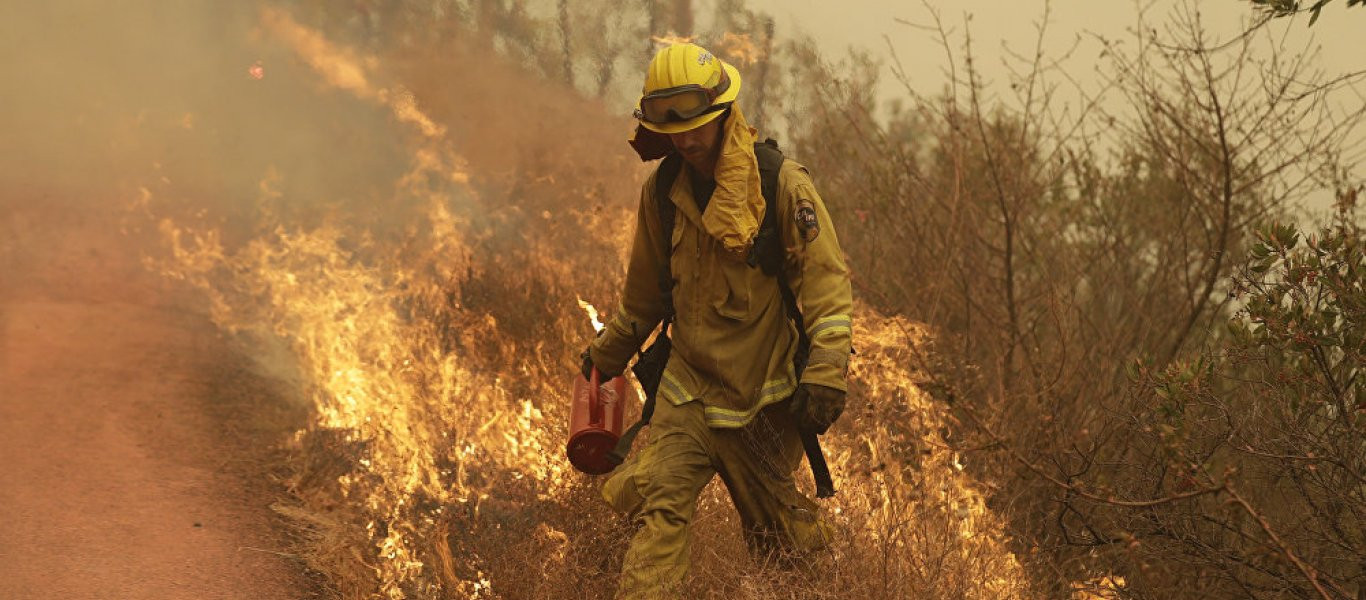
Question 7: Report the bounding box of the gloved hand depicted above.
[580,346,620,381]
[789,383,846,435]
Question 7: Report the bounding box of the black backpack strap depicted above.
[610,321,670,465]
[655,153,682,237]
[609,154,681,467]
[749,139,786,275]
[654,153,682,318]
[750,139,807,364]
[753,139,833,497]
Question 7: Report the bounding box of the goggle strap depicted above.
[634,101,731,126]
[640,63,730,104]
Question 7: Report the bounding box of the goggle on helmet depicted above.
[634,65,732,125]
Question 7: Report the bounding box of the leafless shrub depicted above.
[774,1,1362,596]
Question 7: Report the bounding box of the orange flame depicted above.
[650,33,695,48]
[718,32,764,66]
[260,6,445,139]
[1072,575,1128,599]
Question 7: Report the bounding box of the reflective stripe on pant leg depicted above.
[606,400,715,600]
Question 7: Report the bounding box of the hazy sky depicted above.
[742,0,1359,100]
[733,0,1362,214]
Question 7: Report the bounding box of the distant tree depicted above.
[1249,0,1365,25]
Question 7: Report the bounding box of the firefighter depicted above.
[582,42,853,598]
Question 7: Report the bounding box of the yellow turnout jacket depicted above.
[591,108,853,429]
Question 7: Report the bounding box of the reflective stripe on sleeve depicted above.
[807,314,852,341]
[610,303,654,339]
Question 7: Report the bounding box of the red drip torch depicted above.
[566,368,626,475]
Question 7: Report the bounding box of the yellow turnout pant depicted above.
[602,397,832,599]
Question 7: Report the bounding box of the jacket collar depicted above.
[664,106,765,259]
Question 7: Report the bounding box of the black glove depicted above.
[580,347,595,381]
[580,346,620,381]
[789,383,846,435]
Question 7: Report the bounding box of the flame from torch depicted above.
[576,297,604,333]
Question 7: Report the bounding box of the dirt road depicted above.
[0,195,318,599]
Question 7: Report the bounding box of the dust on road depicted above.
[0,197,318,599]
[0,2,448,596]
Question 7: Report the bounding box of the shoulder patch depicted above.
[795,199,820,243]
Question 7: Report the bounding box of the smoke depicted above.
[258,7,447,140]
[0,0,412,226]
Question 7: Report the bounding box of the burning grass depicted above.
[153,205,1032,598]
[141,7,1036,599]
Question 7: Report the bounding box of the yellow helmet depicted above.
[635,43,742,134]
